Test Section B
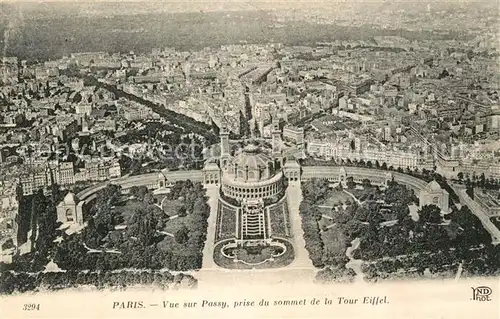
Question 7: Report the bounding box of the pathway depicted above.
[157,231,174,238]
[82,243,121,254]
[193,182,317,287]
[343,189,362,205]
[286,181,315,268]
[153,196,171,212]
[455,262,463,282]
[345,238,365,284]
[201,185,219,269]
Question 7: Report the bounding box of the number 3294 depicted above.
[23,304,40,311]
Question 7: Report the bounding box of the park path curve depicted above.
[345,238,366,284]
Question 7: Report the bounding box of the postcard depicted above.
[0,1,499,318]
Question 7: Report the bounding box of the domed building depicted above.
[221,144,284,201]
[207,122,296,269]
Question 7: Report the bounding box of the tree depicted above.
[126,207,158,247]
[392,203,410,221]
[332,207,351,224]
[350,140,355,150]
[175,226,190,244]
[354,205,370,221]
[451,206,491,246]
[346,177,356,189]
[129,186,139,197]
[479,173,486,187]
[366,210,384,225]
[177,206,187,217]
[135,186,149,202]
[466,185,474,199]
[252,121,261,138]
[192,198,208,217]
[343,220,367,240]
[302,178,330,202]
[143,192,154,205]
[362,179,371,188]
[335,183,343,191]
[418,205,442,224]
[438,69,449,79]
[239,110,250,137]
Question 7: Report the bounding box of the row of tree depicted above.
[95,80,218,144]
[0,270,197,295]
[361,243,500,281]
[315,265,356,284]
[300,179,330,268]
[300,157,442,183]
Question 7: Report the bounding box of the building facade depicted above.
[56,192,85,225]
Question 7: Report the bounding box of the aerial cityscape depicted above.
[0,0,499,294]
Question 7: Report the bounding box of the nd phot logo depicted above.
[471,286,492,302]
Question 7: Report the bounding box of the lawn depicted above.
[156,233,199,256]
[320,190,353,206]
[113,197,183,221]
[163,214,192,234]
[113,200,146,221]
[161,199,183,216]
[318,217,335,230]
[348,185,383,202]
[268,201,291,238]
[318,206,338,219]
[151,194,185,216]
[113,195,197,255]
[153,194,167,205]
[215,201,238,242]
[321,225,347,257]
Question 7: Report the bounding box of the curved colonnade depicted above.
[76,171,204,204]
[76,166,433,210]
[301,166,429,193]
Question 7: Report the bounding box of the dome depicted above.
[425,180,443,193]
[233,145,272,171]
[63,192,76,205]
[220,142,285,201]
[223,144,277,183]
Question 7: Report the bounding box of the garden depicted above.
[212,239,295,270]
[268,200,291,238]
[299,176,500,283]
[215,200,238,242]
[52,180,211,272]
